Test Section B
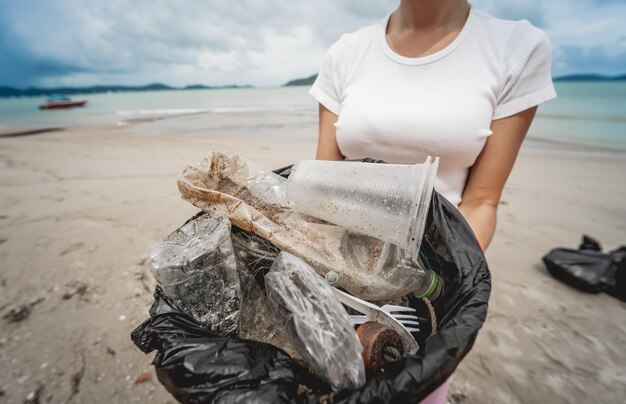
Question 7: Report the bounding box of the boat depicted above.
[39,95,87,110]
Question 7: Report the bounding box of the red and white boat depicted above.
[39,95,87,110]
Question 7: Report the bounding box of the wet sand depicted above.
[0,117,625,403]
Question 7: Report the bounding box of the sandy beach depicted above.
[0,114,625,403]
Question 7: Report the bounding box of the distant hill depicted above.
[184,84,252,90]
[4,72,623,98]
[283,74,317,87]
[0,83,253,98]
[553,74,626,82]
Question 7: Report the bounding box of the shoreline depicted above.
[521,136,626,157]
[3,121,626,157]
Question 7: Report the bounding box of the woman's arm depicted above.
[458,107,538,250]
[315,104,345,160]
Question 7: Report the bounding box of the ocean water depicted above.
[0,86,317,128]
[529,81,626,151]
[0,82,625,150]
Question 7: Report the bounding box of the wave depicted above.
[117,108,209,116]
[116,106,309,123]
[526,134,626,153]
[209,106,302,113]
[116,109,210,123]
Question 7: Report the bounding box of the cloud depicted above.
[472,0,546,27]
[0,0,392,87]
[0,0,625,87]
[555,46,626,76]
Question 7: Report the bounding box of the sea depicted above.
[0,82,625,151]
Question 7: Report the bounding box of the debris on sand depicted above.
[62,282,88,300]
[24,384,44,404]
[134,271,152,294]
[67,352,86,401]
[69,372,81,394]
[3,297,44,323]
[134,372,152,384]
[3,305,31,322]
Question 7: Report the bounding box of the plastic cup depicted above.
[286,156,439,258]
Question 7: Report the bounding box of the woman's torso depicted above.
[311,8,554,206]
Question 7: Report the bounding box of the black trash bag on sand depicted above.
[131,162,492,403]
[543,235,626,300]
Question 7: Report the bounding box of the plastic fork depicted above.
[331,288,419,355]
[349,307,421,332]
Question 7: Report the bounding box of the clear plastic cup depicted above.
[286,156,439,259]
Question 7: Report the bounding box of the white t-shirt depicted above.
[309,7,556,207]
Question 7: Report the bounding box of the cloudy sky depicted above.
[1,0,625,88]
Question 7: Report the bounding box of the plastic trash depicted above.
[543,235,626,300]
[132,159,491,402]
[148,214,241,335]
[241,169,288,207]
[286,157,438,259]
[265,252,366,390]
[231,227,305,362]
[177,151,439,301]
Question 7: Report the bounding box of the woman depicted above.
[309,0,555,401]
[311,0,555,251]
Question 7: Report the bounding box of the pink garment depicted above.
[420,376,452,404]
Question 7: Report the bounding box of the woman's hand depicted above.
[315,104,345,160]
[459,107,538,250]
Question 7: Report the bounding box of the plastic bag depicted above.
[131,287,327,403]
[543,235,626,300]
[231,227,305,363]
[177,151,434,301]
[265,252,366,390]
[132,158,491,402]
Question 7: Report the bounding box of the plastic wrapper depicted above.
[132,182,491,402]
[265,252,366,390]
[177,151,434,301]
[148,214,241,335]
[231,228,304,362]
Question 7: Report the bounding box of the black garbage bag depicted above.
[543,235,626,300]
[131,287,331,403]
[608,247,626,301]
[132,161,491,403]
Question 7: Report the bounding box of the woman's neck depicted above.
[395,0,470,31]
[385,0,471,58]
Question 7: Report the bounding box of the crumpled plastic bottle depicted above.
[241,170,288,207]
[265,252,366,391]
[149,214,241,335]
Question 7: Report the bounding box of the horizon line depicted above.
[1,72,625,94]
